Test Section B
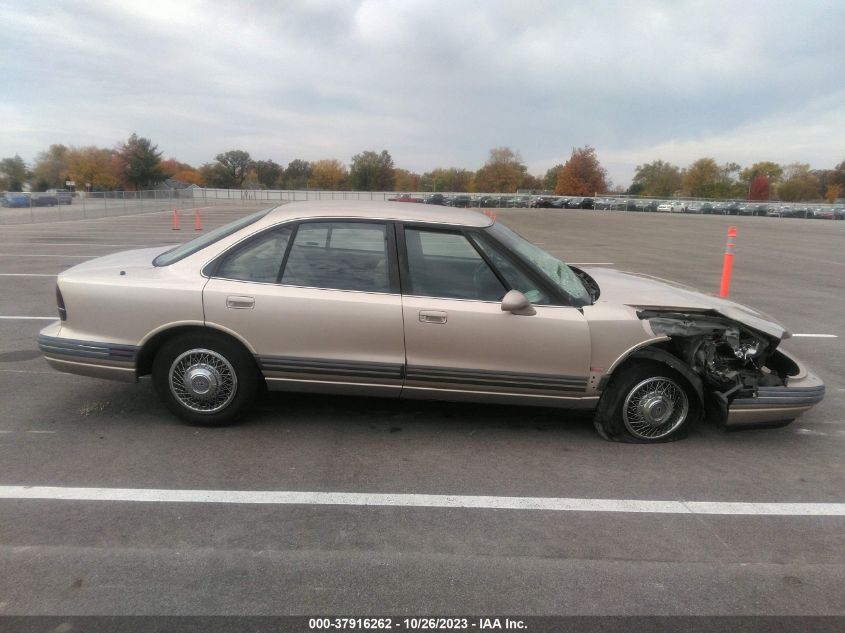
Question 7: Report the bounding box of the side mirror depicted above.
[501,290,536,316]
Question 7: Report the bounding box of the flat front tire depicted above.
[152,332,259,426]
[594,362,696,443]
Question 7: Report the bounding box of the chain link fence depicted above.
[0,189,274,226]
[3,187,842,225]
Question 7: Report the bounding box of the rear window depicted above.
[153,209,271,266]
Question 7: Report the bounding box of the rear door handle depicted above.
[226,295,255,309]
[419,310,447,324]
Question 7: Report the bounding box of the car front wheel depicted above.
[152,332,259,426]
[594,362,695,442]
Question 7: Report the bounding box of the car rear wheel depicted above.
[594,362,695,443]
[152,332,259,426]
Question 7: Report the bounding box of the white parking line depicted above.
[0,486,843,516]
[0,316,56,320]
[0,273,57,277]
[791,334,839,338]
[569,262,615,266]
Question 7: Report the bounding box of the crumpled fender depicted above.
[628,347,705,409]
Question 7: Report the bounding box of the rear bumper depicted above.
[37,328,139,383]
[725,351,825,428]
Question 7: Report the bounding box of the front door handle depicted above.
[419,310,447,324]
[226,295,255,309]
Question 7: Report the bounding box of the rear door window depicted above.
[281,222,391,293]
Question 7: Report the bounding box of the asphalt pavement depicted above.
[0,204,842,618]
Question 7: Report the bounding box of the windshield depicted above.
[485,223,591,305]
[153,209,271,266]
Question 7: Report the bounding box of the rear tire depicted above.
[594,362,696,443]
[152,332,259,426]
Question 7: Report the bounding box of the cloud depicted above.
[1,0,843,185]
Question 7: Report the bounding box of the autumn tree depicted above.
[681,158,744,198]
[198,162,232,188]
[393,168,421,192]
[810,169,832,200]
[161,159,203,185]
[422,167,474,192]
[253,159,284,189]
[349,150,395,191]
[630,160,682,197]
[474,147,526,193]
[119,134,166,190]
[32,144,69,190]
[543,164,564,190]
[309,159,348,190]
[0,155,30,191]
[283,159,312,189]
[828,158,845,199]
[520,173,544,192]
[210,150,252,188]
[65,146,120,190]
[748,173,770,201]
[777,163,818,201]
[740,161,782,187]
[555,146,608,196]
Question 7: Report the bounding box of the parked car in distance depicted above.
[450,195,472,208]
[531,196,557,208]
[657,201,685,213]
[387,194,422,203]
[423,194,445,206]
[38,201,824,443]
[47,188,73,204]
[1,192,30,207]
[31,193,59,207]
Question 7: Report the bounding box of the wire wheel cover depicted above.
[622,376,689,439]
[169,348,238,413]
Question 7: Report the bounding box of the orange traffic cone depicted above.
[171,209,180,230]
[194,209,202,231]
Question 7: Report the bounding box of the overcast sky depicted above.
[1,0,843,187]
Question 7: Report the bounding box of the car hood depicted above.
[58,246,174,279]
[583,267,790,341]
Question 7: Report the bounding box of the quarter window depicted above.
[404,229,506,301]
[281,222,390,293]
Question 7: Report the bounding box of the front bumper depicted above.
[38,324,139,383]
[724,350,825,428]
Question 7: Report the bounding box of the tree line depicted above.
[1,134,843,202]
[629,158,845,203]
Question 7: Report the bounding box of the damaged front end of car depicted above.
[638,310,825,429]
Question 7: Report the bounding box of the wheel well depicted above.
[610,344,705,409]
[136,326,257,377]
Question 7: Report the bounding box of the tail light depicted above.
[56,285,67,321]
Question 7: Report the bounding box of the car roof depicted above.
[261,200,494,228]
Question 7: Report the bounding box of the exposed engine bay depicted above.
[638,310,799,405]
